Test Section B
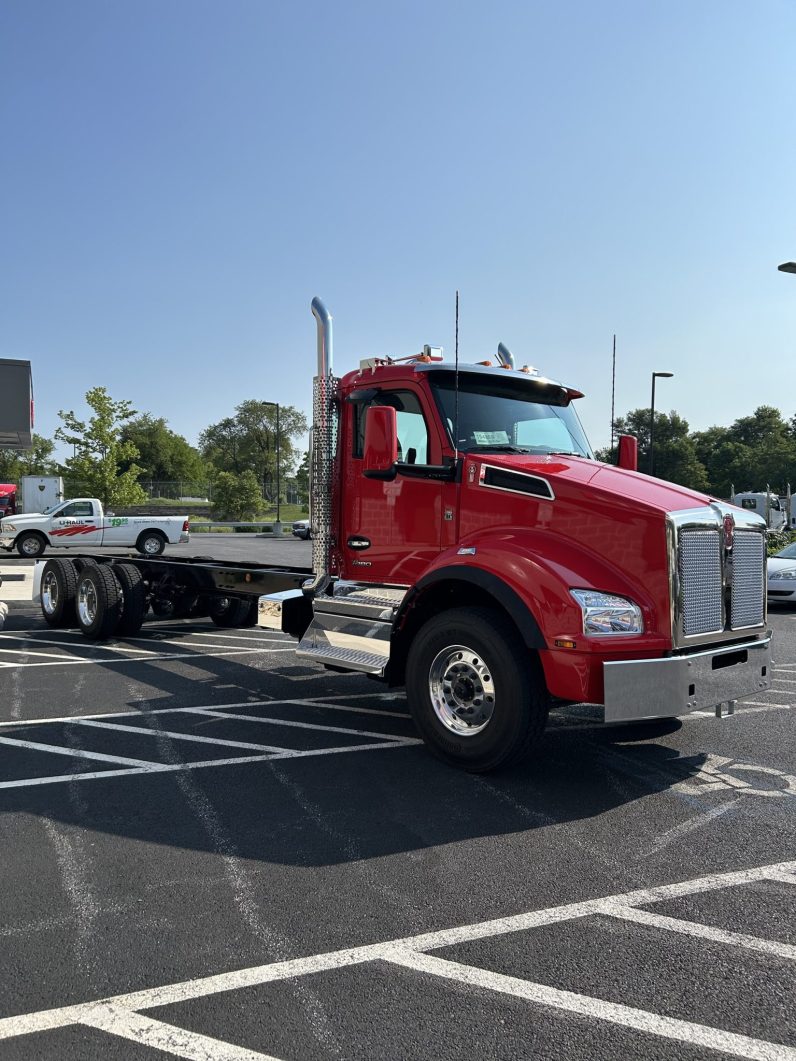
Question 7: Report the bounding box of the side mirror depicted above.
[617,434,638,472]
[363,406,398,478]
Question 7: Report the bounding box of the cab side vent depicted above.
[481,467,554,500]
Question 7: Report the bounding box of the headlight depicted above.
[570,589,644,635]
[769,568,796,581]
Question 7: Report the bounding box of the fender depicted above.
[400,528,669,649]
[401,564,546,650]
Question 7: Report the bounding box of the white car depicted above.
[767,542,796,603]
[292,519,311,540]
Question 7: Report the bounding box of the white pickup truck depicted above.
[0,498,189,558]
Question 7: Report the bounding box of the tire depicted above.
[16,532,46,558]
[405,606,549,773]
[40,559,78,628]
[136,530,167,556]
[209,596,253,628]
[75,564,122,640]
[114,562,146,636]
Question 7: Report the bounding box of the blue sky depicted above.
[2,0,795,460]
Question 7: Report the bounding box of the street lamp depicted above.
[778,262,796,274]
[649,371,674,476]
[263,401,281,533]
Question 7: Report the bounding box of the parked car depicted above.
[767,541,796,602]
[292,519,311,540]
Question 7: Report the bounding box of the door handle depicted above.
[347,536,371,550]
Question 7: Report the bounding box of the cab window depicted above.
[354,391,430,465]
[59,501,94,517]
[741,498,757,510]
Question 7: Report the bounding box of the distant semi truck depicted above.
[732,491,788,532]
[0,484,16,518]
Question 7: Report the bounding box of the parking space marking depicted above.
[79,1003,279,1060]
[0,695,420,791]
[0,645,81,661]
[184,707,419,743]
[71,718,288,754]
[602,905,796,961]
[1,859,794,1059]
[0,734,157,768]
[386,950,796,1061]
[0,648,292,670]
[0,633,164,656]
[0,742,409,791]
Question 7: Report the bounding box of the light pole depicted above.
[649,371,674,476]
[263,401,281,533]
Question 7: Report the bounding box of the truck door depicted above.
[49,500,103,547]
[342,387,445,586]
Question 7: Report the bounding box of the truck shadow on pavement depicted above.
[0,640,708,868]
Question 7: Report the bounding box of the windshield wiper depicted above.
[547,450,586,458]
[465,444,533,454]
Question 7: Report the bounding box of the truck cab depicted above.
[0,485,16,518]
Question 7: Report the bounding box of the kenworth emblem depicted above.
[723,513,734,550]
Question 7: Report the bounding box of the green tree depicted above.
[295,450,310,507]
[600,408,709,491]
[211,470,264,521]
[200,401,308,501]
[56,387,147,507]
[120,415,208,484]
[0,434,59,481]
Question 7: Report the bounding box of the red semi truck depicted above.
[34,298,772,771]
[0,485,17,518]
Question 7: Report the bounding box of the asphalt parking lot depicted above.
[0,559,795,1059]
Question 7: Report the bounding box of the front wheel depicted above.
[17,532,46,558]
[405,606,549,773]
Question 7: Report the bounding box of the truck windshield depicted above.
[430,374,593,458]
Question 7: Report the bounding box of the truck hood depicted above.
[0,512,47,528]
[472,452,714,515]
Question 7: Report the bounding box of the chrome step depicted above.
[296,611,391,675]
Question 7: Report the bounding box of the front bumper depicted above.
[603,635,772,723]
[0,536,14,551]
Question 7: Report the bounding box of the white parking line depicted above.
[0,741,411,791]
[0,648,291,670]
[1,860,794,1058]
[70,718,288,753]
[386,950,795,1061]
[0,734,156,768]
[0,645,79,661]
[0,633,163,656]
[80,1004,277,1061]
[603,905,796,961]
[184,707,419,743]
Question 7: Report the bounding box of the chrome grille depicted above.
[731,532,765,629]
[678,529,723,636]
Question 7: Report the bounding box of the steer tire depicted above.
[405,606,549,773]
[114,563,147,636]
[209,596,253,628]
[16,532,46,558]
[136,530,167,556]
[40,559,78,628]
[75,564,122,640]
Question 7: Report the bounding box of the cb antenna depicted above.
[454,289,460,460]
[610,334,616,450]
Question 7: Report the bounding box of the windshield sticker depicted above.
[472,431,510,445]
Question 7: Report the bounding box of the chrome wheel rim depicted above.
[142,537,161,555]
[77,579,98,626]
[21,537,41,556]
[428,644,496,737]
[42,571,59,615]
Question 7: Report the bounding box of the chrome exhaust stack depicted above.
[305,297,338,595]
